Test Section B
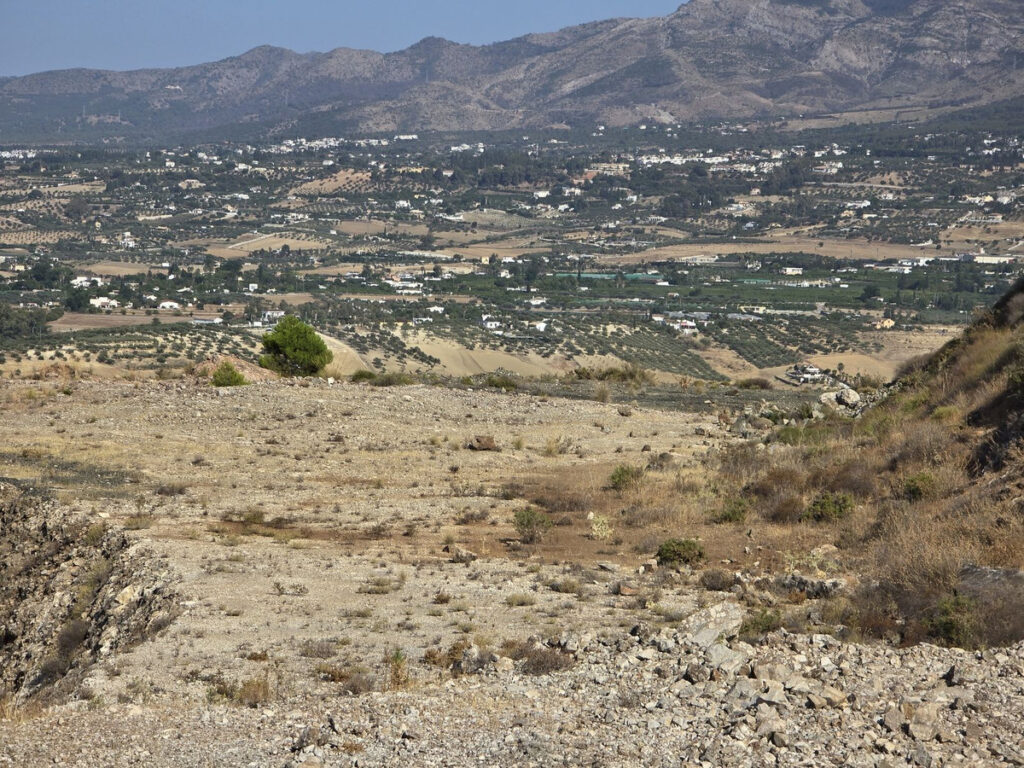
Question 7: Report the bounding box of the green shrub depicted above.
[904,471,937,502]
[484,373,518,392]
[599,362,654,387]
[608,464,645,492]
[350,369,377,384]
[802,491,853,523]
[739,609,783,640]
[501,641,575,675]
[1007,360,1024,393]
[56,619,90,660]
[760,489,807,524]
[548,578,582,595]
[735,377,772,390]
[927,595,977,647]
[930,405,961,423]
[700,569,736,591]
[505,593,536,607]
[513,507,552,544]
[82,523,106,547]
[713,497,748,524]
[241,508,265,526]
[656,538,704,567]
[520,647,574,675]
[211,360,247,387]
[259,316,333,376]
[372,371,414,387]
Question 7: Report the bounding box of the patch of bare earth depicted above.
[1,378,1021,766]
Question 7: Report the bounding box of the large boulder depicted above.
[836,387,861,408]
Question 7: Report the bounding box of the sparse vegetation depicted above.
[739,609,783,641]
[608,464,645,493]
[513,507,553,544]
[803,491,853,523]
[4,64,1024,767]
[656,538,705,567]
[211,360,247,387]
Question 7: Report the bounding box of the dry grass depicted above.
[0,695,45,724]
[500,641,575,675]
[314,664,375,693]
[208,674,273,708]
[492,308,1024,650]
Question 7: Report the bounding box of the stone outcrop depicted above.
[0,487,177,702]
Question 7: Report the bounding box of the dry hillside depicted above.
[2,296,1024,764]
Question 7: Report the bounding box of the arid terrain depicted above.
[1,363,1024,766]
[0,0,1022,761]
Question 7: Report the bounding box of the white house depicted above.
[262,310,286,324]
[671,319,699,336]
[158,301,181,311]
[481,315,503,331]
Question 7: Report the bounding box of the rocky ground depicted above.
[2,618,1022,767]
[1,377,1022,766]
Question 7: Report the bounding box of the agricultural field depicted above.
[0,323,261,377]
[0,116,1018,393]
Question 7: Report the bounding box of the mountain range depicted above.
[1,0,1022,143]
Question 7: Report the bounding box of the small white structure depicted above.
[72,276,105,288]
[262,310,286,324]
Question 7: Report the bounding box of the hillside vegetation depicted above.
[727,279,1024,647]
[501,278,1024,650]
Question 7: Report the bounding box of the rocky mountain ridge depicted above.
[1,0,1022,142]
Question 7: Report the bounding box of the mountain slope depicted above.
[726,275,1024,648]
[1,0,1022,142]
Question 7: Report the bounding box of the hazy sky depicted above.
[0,1,683,77]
